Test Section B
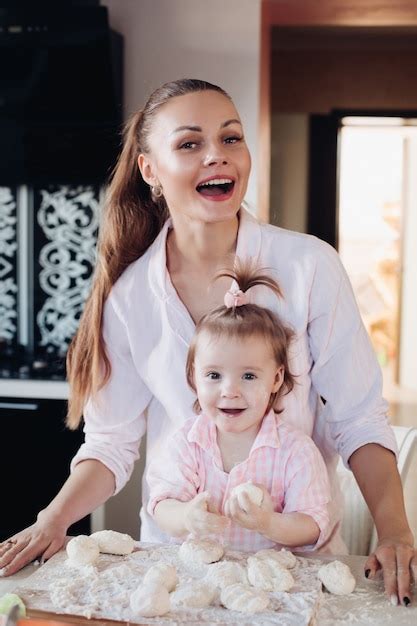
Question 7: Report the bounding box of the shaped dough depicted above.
[66,535,99,567]
[143,562,178,592]
[247,556,294,592]
[129,583,170,617]
[255,548,297,569]
[230,482,263,512]
[205,560,248,587]
[170,582,216,608]
[90,530,134,555]
[318,560,356,595]
[179,538,224,566]
[221,583,269,613]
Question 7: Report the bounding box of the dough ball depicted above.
[220,583,269,613]
[205,560,248,587]
[66,535,99,567]
[247,556,294,592]
[179,538,224,566]
[90,530,134,555]
[170,582,216,608]
[143,562,178,592]
[318,560,356,595]
[254,548,297,569]
[129,583,170,617]
[230,482,263,512]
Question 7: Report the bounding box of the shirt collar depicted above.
[187,409,280,454]
[147,206,262,301]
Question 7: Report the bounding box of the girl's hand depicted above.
[184,492,230,536]
[364,535,417,607]
[0,511,68,576]
[225,484,274,533]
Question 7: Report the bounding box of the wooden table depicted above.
[1,554,416,625]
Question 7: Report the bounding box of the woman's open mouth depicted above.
[196,177,235,201]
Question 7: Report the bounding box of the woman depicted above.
[0,79,414,606]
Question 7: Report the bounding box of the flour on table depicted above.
[221,582,270,613]
[66,535,99,567]
[318,560,356,595]
[255,548,297,569]
[90,530,134,555]
[15,543,324,625]
[130,582,170,617]
[143,562,178,591]
[247,556,295,592]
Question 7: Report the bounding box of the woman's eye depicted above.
[224,135,242,144]
[243,372,256,380]
[179,141,198,150]
[207,372,220,380]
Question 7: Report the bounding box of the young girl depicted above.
[147,262,330,552]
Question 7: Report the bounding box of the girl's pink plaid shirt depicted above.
[147,409,331,553]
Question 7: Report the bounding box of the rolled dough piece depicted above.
[90,530,134,555]
[170,582,216,608]
[254,547,297,569]
[129,583,170,617]
[318,560,356,595]
[230,482,263,512]
[247,556,294,592]
[220,583,269,613]
[66,535,99,567]
[143,562,178,592]
[205,560,248,587]
[179,538,224,565]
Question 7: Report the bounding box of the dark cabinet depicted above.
[0,396,90,541]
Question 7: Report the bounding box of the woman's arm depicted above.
[349,443,415,605]
[0,459,115,576]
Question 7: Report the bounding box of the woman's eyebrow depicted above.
[170,119,242,135]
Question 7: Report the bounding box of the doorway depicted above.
[308,112,417,419]
[338,117,417,415]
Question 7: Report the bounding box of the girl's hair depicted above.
[186,260,296,415]
[66,78,231,429]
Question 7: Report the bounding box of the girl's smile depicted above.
[193,331,284,437]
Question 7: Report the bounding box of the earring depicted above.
[151,183,163,199]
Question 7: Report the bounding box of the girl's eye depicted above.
[224,135,242,144]
[243,372,256,380]
[207,372,220,380]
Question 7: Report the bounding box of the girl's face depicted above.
[193,331,284,437]
[138,90,251,225]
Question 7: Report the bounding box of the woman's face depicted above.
[138,90,251,225]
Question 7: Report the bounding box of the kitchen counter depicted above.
[1,553,416,625]
[0,380,69,400]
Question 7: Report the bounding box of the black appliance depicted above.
[0,0,123,184]
[0,2,123,376]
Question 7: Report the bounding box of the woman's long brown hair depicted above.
[66,79,231,428]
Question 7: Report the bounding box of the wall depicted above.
[102,0,261,211]
[400,137,417,392]
[270,113,308,232]
[98,0,261,537]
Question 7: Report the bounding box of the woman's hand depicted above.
[364,534,416,606]
[0,511,68,576]
[184,491,230,536]
[224,484,274,533]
